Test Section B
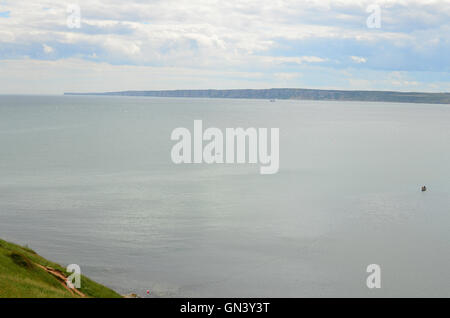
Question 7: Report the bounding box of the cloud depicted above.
[262,56,328,65]
[274,72,301,81]
[351,56,367,63]
[43,44,54,54]
[0,0,449,93]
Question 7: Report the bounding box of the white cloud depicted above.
[0,58,268,94]
[351,56,367,63]
[262,56,328,65]
[274,72,301,80]
[42,44,54,54]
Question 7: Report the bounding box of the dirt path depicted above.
[34,263,86,298]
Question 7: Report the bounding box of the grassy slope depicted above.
[0,238,121,298]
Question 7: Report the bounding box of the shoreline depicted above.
[0,238,122,298]
[64,88,450,105]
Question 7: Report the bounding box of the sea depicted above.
[0,95,449,297]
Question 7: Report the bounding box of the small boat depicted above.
[421,186,427,192]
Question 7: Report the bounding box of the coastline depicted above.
[0,238,122,298]
[64,88,450,105]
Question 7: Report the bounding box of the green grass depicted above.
[0,238,122,298]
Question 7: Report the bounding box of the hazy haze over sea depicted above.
[0,95,449,297]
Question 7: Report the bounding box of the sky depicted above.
[0,0,449,94]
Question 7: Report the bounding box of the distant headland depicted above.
[64,88,450,104]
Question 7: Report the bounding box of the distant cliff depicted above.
[65,88,450,104]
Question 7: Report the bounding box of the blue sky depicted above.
[0,0,449,94]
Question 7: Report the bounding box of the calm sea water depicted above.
[0,95,449,297]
